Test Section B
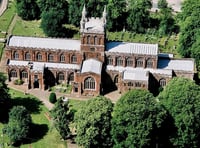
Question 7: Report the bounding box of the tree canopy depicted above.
[16,0,40,20]
[178,0,200,69]
[75,96,113,148]
[4,106,32,146]
[158,77,200,147]
[112,90,168,147]
[51,98,73,139]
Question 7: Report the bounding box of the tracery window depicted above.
[21,71,28,78]
[13,51,19,60]
[10,69,17,77]
[136,58,143,67]
[159,78,166,87]
[146,58,153,68]
[48,53,54,62]
[116,57,123,66]
[60,54,65,62]
[71,55,77,63]
[107,56,113,65]
[58,72,64,81]
[36,53,42,61]
[126,57,133,67]
[25,52,31,61]
[84,77,95,90]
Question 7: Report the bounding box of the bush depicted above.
[14,79,24,85]
[49,92,57,104]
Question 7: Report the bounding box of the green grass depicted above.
[0,89,68,148]
[0,1,16,32]
[12,18,45,37]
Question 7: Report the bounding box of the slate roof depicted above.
[123,69,149,81]
[158,59,194,71]
[81,59,102,75]
[106,42,158,55]
[8,60,80,73]
[7,36,81,50]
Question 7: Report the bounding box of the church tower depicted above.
[80,5,106,62]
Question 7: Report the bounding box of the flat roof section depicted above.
[106,42,158,55]
[8,36,81,51]
[123,69,149,81]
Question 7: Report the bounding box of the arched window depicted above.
[159,78,166,87]
[135,82,142,87]
[60,54,65,62]
[146,58,153,68]
[58,72,64,81]
[71,55,77,63]
[25,52,31,61]
[107,56,113,65]
[68,73,74,83]
[114,75,119,84]
[128,82,134,86]
[126,57,133,67]
[87,36,91,44]
[94,36,98,45]
[36,52,42,61]
[136,58,143,67]
[10,69,17,77]
[48,53,54,62]
[116,57,123,66]
[21,71,28,78]
[13,51,19,60]
[84,77,95,90]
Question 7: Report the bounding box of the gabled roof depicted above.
[106,41,158,55]
[123,69,149,81]
[158,59,194,72]
[7,36,81,50]
[81,59,102,75]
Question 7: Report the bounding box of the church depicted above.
[4,6,195,96]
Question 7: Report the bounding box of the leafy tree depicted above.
[127,0,152,33]
[51,98,73,139]
[178,0,200,68]
[112,90,168,148]
[158,7,176,36]
[157,0,168,9]
[158,77,200,147]
[0,73,10,122]
[75,96,113,148]
[107,0,127,31]
[40,9,67,37]
[49,92,57,103]
[68,0,108,27]
[4,106,32,146]
[16,0,40,20]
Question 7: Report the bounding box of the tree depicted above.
[40,9,67,37]
[75,96,113,148]
[16,0,40,20]
[178,0,200,68]
[51,98,73,139]
[107,0,127,31]
[4,106,32,146]
[0,73,10,122]
[49,92,57,103]
[158,77,200,147]
[157,0,168,9]
[127,0,152,33]
[68,0,108,27]
[112,90,168,148]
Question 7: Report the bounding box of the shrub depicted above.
[14,79,24,85]
[49,92,57,104]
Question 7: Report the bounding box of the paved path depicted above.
[0,0,8,16]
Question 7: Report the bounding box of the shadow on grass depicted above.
[11,96,43,114]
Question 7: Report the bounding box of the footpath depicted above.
[0,0,8,16]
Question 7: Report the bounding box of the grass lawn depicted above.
[0,89,68,148]
[12,18,45,37]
